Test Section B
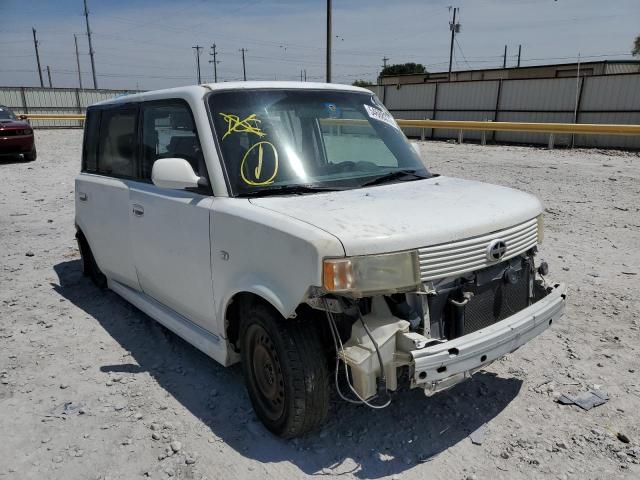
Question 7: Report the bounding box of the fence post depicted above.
[431,82,439,140]
[548,133,555,150]
[458,130,464,144]
[75,88,83,128]
[492,79,503,143]
[421,117,426,141]
[570,76,586,149]
[20,87,28,114]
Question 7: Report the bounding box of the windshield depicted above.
[207,89,430,196]
[0,106,17,120]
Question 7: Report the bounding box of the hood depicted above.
[249,176,543,256]
[0,120,29,129]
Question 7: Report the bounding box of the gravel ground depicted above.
[1,130,639,480]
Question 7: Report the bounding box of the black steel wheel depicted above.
[239,302,329,438]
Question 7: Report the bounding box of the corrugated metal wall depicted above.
[0,86,141,128]
[370,73,640,149]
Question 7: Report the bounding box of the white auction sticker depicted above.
[364,104,399,130]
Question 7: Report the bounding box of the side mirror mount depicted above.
[151,158,203,190]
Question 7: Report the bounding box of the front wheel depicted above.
[240,304,329,438]
[23,148,37,162]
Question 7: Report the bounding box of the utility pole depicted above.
[503,45,507,68]
[326,0,332,82]
[208,43,220,83]
[74,34,83,89]
[192,45,203,84]
[448,7,460,82]
[381,56,390,80]
[300,70,303,82]
[304,69,307,82]
[32,28,44,87]
[517,44,522,68]
[83,0,98,89]
[240,48,247,81]
[46,66,52,88]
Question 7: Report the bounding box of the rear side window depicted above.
[82,108,100,172]
[140,101,205,180]
[96,107,138,178]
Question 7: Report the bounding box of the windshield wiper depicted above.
[239,184,345,198]
[360,169,428,187]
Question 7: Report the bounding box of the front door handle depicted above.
[132,204,144,217]
[78,192,87,201]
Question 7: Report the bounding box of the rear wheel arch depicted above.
[75,226,107,288]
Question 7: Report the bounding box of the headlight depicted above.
[537,214,544,244]
[323,250,420,297]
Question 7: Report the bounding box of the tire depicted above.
[76,232,107,289]
[23,148,37,162]
[239,303,330,438]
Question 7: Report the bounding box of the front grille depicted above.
[463,267,530,335]
[0,129,21,137]
[418,218,538,282]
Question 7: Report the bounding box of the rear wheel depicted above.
[23,148,36,162]
[76,232,107,289]
[240,303,329,438]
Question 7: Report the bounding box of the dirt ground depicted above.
[1,130,639,480]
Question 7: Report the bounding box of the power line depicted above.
[454,37,472,69]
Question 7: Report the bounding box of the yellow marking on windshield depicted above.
[219,113,266,140]
[240,141,279,186]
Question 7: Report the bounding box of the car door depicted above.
[128,99,216,330]
[75,105,141,290]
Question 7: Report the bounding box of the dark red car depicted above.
[0,105,36,161]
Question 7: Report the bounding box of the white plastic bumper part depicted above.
[411,283,567,395]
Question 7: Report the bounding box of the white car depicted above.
[75,82,566,437]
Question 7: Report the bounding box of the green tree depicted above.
[352,79,374,87]
[633,35,640,56]
[380,63,427,76]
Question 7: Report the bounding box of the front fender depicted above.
[210,198,345,336]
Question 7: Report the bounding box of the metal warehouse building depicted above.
[378,60,640,85]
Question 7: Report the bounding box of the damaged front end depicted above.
[308,220,567,405]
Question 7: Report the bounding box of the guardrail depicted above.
[21,114,640,148]
[394,119,640,136]
[21,114,86,121]
[395,119,640,148]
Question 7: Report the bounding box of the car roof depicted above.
[90,81,374,108]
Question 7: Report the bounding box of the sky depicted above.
[0,0,638,90]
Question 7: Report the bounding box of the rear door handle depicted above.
[78,192,87,201]
[132,204,144,217]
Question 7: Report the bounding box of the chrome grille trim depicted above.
[418,218,538,281]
